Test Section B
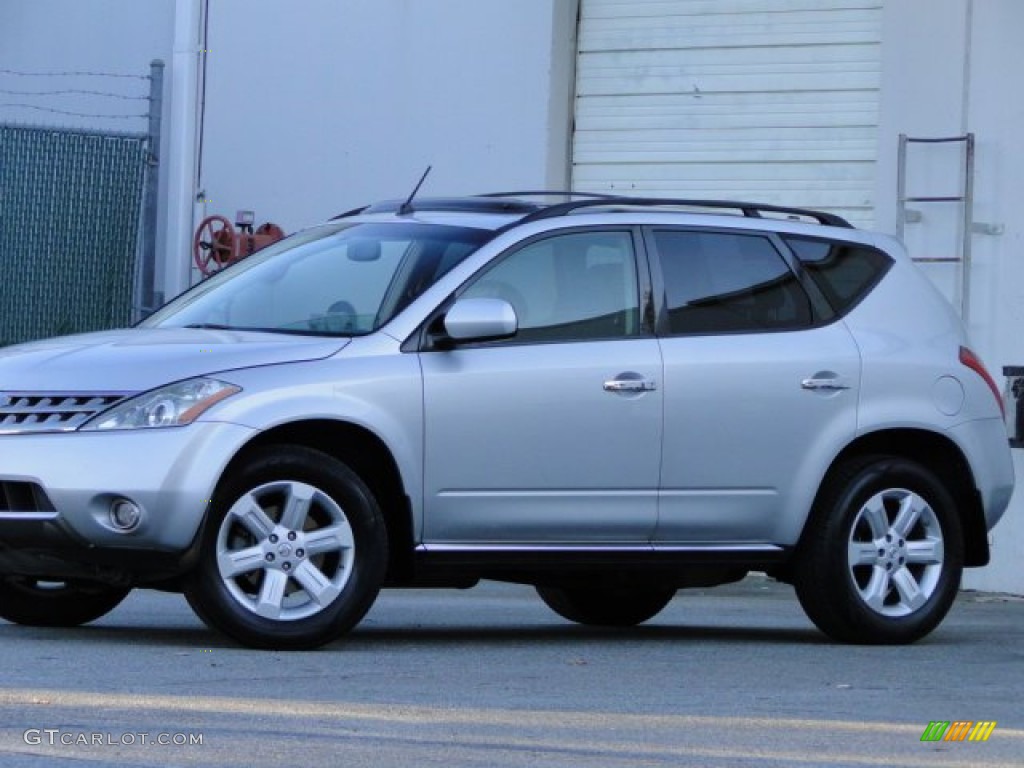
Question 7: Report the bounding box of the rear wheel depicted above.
[185,445,387,649]
[536,584,676,627]
[795,455,963,644]
[0,578,129,627]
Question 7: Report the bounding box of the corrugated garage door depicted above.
[573,0,883,227]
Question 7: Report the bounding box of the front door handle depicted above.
[604,378,657,393]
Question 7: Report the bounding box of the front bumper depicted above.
[0,421,257,581]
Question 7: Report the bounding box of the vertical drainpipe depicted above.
[139,59,163,319]
[164,0,205,301]
[547,0,581,191]
[960,0,975,327]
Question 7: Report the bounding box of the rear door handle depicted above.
[604,378,657,393]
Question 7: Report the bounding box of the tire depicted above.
[794,455,963,644]
[536,584,676,627]
[184,445,388,650]
[0,578,130,627]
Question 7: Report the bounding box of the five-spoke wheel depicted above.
[795,455,962,644]
[215,480,356,622]
[185,445,387,649]
[846,487,945,617]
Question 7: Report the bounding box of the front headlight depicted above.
[81,378,241,431]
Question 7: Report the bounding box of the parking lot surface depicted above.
[0,575,1021,767]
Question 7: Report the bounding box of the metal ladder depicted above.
[896,133,975,318]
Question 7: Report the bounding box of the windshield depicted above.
[144,221,491,336]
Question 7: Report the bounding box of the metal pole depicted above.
[896,133,908,242]
[139,59,164,319]
[961,132,975,321]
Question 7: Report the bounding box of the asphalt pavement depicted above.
[0,575,1021,767]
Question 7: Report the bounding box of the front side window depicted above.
[653,230,814,335]
[144,222,490,336]
[459,230,641,343]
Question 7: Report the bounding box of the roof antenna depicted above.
[398,165,432,215]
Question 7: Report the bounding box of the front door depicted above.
[420,229,662,545]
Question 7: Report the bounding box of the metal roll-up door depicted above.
[573,0,883,226]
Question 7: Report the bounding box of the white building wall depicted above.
[0,1,174,128]
[875,0,1024,593]
[0,0,177,300]
[189,0,576,289]
[3,1,1019,593]
[961,1,1024,593]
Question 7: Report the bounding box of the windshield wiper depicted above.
[263,327,359,337]
[183,322,355,337]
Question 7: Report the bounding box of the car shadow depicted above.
[0,619,826,650]
[345,621,825,647]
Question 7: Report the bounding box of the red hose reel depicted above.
[193,212,286,276]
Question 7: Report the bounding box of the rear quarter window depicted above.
[783,236,893,316]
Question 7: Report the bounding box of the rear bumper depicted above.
[951,417,1015,530]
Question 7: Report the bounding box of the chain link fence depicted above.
[0,63,160,346]
[0,124,148,344]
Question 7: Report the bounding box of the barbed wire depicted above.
[0,88,148,100]
[0,68,149,80]
[0,103,147,119]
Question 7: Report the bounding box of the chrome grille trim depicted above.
[0,392,131,434]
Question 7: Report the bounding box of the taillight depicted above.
[959,346,1005,417]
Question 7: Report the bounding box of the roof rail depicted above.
[332,193,854,228]
[514,197,854,228]
[477,190,620,200]
[331,196,543,220]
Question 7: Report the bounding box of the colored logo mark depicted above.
[921,721,997,742]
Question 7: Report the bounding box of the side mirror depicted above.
[443,298,517,342]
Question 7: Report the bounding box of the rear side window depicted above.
[653,230,814,335]
[783,236,892,316]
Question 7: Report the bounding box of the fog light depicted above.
[109,499,142,531]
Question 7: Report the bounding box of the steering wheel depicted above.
[324,300,357,333]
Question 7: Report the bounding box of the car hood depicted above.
[0,328,350,392]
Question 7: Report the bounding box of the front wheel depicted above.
[185,445,388,650]
[536,584,676,627]
[794,456,963,644]
[0,578,130,627]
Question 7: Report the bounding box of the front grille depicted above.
[0,481,55,512]
[0,392,128,434]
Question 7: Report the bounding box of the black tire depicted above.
[794,455,963,644]
[0,578,130,627]
[536,584,676,627]
[184,445,388,650]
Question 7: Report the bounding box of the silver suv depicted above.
[0,193,1014,649]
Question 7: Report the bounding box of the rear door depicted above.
[648,227,861,544]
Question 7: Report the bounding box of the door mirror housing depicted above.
[443,298,517,342]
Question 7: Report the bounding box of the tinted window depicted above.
[783,236,892,316]
[654,230,813,334]
[460,231,640,342]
